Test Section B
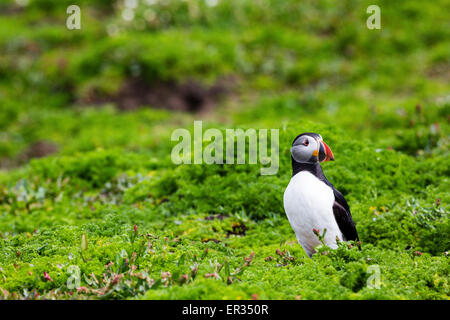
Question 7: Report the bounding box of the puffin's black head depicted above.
[291,132,334,164]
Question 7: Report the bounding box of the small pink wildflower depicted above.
[43,271,53,282]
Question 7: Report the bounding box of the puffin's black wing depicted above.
[312,163,359,242]
[332,189,359,242]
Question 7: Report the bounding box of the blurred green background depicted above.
[0,0,448,165]
[0,0,449,300]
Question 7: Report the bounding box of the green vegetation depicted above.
[0,0,448,300]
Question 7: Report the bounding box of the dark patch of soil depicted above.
[20,141,59,161]
[0,5,24,15]
[426,63,450,81]
[1,141,59,170]
[0,141,59,170]
[226,222,247,237]
[81,77,236,113]
[0,158,14,170]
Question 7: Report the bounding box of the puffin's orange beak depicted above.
[321,141,334,162]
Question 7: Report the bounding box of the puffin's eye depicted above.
[303,139,309,146]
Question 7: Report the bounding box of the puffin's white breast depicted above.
[283,171,343,257]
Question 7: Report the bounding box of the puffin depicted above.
[283,132,359,257]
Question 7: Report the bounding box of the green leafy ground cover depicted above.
[0,0,448,299]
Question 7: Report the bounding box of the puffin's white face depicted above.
[291,133,334,164]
